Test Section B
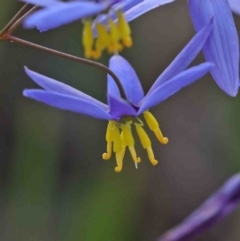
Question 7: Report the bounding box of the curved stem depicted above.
[4,35,127,99]
[0,3,29,37]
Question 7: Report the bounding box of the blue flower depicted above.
[21,0,175,59]
[158,173,240,241]
[228,0,240,15]
[188,0,239,97]
[23,22,213,172]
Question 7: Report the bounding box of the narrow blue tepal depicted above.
[188,0,239,97]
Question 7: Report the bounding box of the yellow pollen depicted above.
[143,111,169,144]
[135,124,158,166]
[121,122,141,164]
[117,11,132,48]
[82,20,94,58]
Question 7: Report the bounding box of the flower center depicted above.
[82,10,132,59]
[102,111,169,172]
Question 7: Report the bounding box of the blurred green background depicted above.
[0,1,240,241]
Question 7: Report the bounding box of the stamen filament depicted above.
[121,122,141,164]
[143,111,168,144]
[102,142,112,160]
[135,123,158,166]
[115,146,126,172]
[146,147,158,166]
[128,146,141,163]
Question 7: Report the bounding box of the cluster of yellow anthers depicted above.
[103,111,169,172]
[82,10,132,59]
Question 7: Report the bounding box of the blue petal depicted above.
[108,55,144,105]
[124,0,174,23]
[158,173,240,241]
[188,0,239,96]
[220,174,240,202]
[96,0,143,24]
[108,94,137,120]
[113,0,143,13]
[93,0,173,33]
[147,19,213,96]
[21,0,62,7]
[228,0,240,15]
[23,1,110,31]
[24,67,107,109]
[138,63,213,114]
[23,90,111,120]
[107,71,121,100]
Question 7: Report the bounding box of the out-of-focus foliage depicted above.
[0,1,240,241]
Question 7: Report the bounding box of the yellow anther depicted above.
[113,127,122,153]
[117,11,132,48]
[103,121,121,160]
[121,122,134,146]
[95,23,109,51]
[108,18,122,54]
[135,124,151,148]
[143,111,169,144]
[121,122,141,163]
[128,146,141,163]
[135,123,158,166]
[82,20,94,58]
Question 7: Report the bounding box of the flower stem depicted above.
[6,6,38,35]
[0,3,30,37]
[4,35,127,99]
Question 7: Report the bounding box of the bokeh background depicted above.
[0,0,240,240]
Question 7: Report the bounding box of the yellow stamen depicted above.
[143,111,168,144]
[95,23,109,51]
[146,147,158,166]
[108,18,122,54]
[91,50,101,59]
[82,20,94,58]
[113,127,122,153]
[103,142,112,160]
[115,132,126,172]
[117,11,132,48]
[121,122,141,163]
[135,124,158,166]
[103,121,121,160]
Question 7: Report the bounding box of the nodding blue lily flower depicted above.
[158,173,240,241]
[21,0,175,59]
[23,22,213,172]
[228,0,240,15]
[188,0,239,97]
